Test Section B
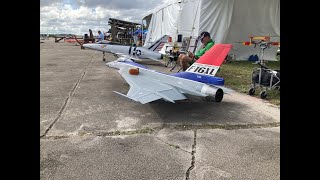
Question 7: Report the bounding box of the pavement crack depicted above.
[41,127,157,139]
[155,137,190,154]
[185,129,197,180]
[83,127,156,136]
[40,122,279,139]
[40,58,93,138]
[164,122,280,131]
[41,135,70,140]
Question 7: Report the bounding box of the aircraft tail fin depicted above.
[185,44,233,77]
[145,35,169,52]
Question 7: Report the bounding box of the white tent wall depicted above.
[199,0,234,46]
[144,0,201,47]
[176,0,201,39]
[144,0,280,60]
[203,0,280,60]
[162,4,180,40]
[144,2,180,46]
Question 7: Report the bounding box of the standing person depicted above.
[178,31,215,71]
[97,30,104,42]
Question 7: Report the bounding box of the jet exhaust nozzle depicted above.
[200,84,224,102]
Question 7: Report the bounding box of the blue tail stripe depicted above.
[170,72,224,86]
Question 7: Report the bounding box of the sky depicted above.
[40,0,171,35]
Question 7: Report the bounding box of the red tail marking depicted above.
[155,42,165,51]
[195,44,233,67]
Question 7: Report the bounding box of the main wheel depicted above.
[260,91,267,99]
[248,88,255,95]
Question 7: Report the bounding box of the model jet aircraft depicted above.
[106,44,233,104]
[82,35,169,62]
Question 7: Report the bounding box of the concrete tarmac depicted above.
[40,39,280,180]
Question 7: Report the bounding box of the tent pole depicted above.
[191,0,201,37]
[186,0,201,52]
[141,20,143,46]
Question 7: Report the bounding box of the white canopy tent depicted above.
[143,0,280,60]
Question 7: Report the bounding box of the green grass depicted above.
[215,60,280,106]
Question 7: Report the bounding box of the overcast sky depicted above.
[40,0,171,35]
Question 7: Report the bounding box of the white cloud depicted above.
[40,0,167,35]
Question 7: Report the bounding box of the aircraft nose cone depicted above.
[106,62,115,68]
[82,44,90,48]
[83,44,98,50]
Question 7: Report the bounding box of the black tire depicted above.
[248,88,255,95]
[215,89,224,102]
[260,91,267,99]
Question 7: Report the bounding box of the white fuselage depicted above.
[106,59,224,101]
[83,43,162,60]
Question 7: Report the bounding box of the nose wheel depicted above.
[102,52,106,61]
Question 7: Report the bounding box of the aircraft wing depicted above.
[108,50,141,61]
[114,67,187,104]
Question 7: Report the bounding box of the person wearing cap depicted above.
[178,31,215,71]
